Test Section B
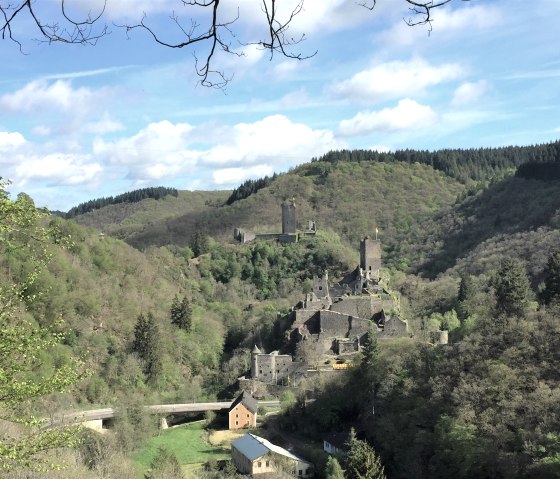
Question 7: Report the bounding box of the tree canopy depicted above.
[0,181,88,472]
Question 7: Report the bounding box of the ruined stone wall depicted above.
[379,316,408,338]
[281,202,297,234]
[330,297,384,319]
[319,311,352,337]
[293,310,319,328]
[253,353,293,382]
[360,238,381,279]
[313,274,329,299]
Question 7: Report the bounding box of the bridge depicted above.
[48,400,280,431]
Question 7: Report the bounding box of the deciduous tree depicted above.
[0,180,88,472]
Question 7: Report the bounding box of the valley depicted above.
[2,142,560,478]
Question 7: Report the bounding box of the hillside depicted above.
[71,189,228,241]
[102,161,465,272]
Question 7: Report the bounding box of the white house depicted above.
[231,433,313,477]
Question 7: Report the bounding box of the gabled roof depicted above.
[232,433,269,461]
[232,433,311,465]
[229,391,259,414]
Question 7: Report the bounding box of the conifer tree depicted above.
[457,275,476,321]
[494,258,530,318]
[170,295,193,331]
[345,429,386,479]
[540,251,560,305]
[325,455,345,479]
[132,312,162,384]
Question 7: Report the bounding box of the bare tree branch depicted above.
[0,1,108,49]
[1,0,469,88]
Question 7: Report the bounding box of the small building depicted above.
[323,431,350,456]
[251,345,294,385]
[232,433,313,477]
[229,391,258,430]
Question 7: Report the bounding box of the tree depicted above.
[494,258,530,318]
[1,0,464,87]
[345,429,386,479]
[540,251,560,305]
[324,455,345,479]
[145,446,184,479]
[0,180,88,472]
[132,312,163,384]
[457,274,476,321]
[170,295,193,332]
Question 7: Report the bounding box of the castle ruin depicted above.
[233,199,317,244]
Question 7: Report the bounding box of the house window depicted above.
[236,413,238,418]
[299,470,303,476]
[235,421,238,425]
[247,414,250,418]
[266,461,270,467]
[305,468,310,474]
[258,462,262,468]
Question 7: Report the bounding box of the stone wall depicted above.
[330,296,384,319]
[318,311,371,339]
[253,353,294,383]
[379,316,408,338]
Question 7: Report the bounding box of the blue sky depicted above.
[1,0,559,211]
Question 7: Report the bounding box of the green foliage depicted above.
[66,186,178,218]
[345,429,386,479]
[0,180,88,473]
[170,295,193,331]
[225,173,278,205]
[540,251,560,305]
[145,446,184,479]
[494,258,530,318]
[324,455,345,479]
[132,313,163,385]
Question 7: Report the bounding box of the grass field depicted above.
[134,421,230,473]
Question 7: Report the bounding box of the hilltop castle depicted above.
[289,236,407,356]
[246,236,408,387]
[233,199,316,244]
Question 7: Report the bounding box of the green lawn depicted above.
[134,421,229,473]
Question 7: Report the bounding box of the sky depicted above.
[1,0,559,211]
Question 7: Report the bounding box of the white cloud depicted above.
[330,58,463,104]
[94,115,345,183]
[452,80,490,106]
[203,114,343,166]
[380,4,503,47]
[13,153,102,187]
[0,80,96,113]
[94,120,197,180]
[213,165,274,186]
[0,131,26,152]
[84,115,126,134]
[339,99,437,136]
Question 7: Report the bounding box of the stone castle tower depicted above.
[281,199,297,234]
[360,236,381,280]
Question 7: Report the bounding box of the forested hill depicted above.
[312,140,560,183]
[69,140,560,280]
[65,186,179,218]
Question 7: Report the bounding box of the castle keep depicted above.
[233,199,316,244]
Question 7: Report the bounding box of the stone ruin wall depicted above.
[318,311,371,339]
[329,296,383,319]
